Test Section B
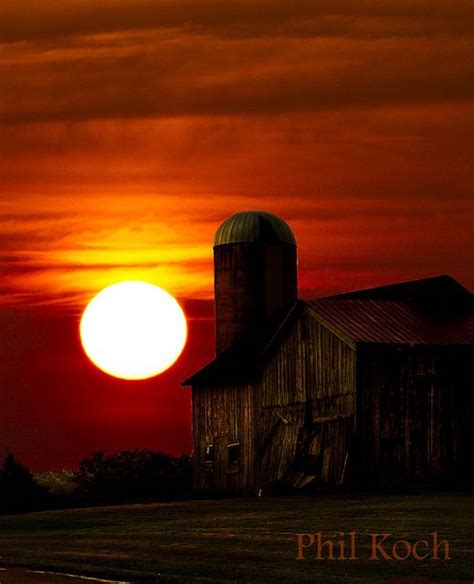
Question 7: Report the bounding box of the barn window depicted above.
[204,444,214,470]
[227,441,240,468]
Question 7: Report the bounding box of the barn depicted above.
[183,211,474,495]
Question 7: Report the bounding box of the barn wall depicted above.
[357,345,474,482]
[192,382,255,494]
[254,309,357,491]
[303,313,357,418]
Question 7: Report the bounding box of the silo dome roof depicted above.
[214,211,296,247]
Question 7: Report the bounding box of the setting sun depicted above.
[80,281,187,380]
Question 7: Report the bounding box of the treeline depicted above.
[0,449,192,514]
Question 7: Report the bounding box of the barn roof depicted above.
[330,274,472,305]
[308,275,474,346]
[182,275,474,387]
[307,298,474,345]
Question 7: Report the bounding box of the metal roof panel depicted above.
[307,298,474,345]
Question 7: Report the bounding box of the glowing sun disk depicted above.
[80,281,187,380]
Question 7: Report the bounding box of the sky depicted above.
[1,0,473,470]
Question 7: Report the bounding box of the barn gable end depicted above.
[187,305,358,495]
[255,307,357,492]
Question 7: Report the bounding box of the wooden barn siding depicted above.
[357,346,474,482]
[455,347,474,478]
[254,309,357,490]
[192,382,255,494]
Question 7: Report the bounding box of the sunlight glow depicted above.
[80,281,187,380]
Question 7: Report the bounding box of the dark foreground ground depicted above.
[0,492,472,584]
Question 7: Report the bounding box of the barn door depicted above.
[291,415,353,488]
[257,406,305,492]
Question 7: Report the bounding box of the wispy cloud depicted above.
[1,29,473,124]
[1,1,472,43]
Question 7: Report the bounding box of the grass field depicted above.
[0,492,472,583]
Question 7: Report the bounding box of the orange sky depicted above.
[0,0,473,469]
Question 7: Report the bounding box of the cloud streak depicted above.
[1,1,473,125]
[1,31,473,124]
[1,0,473,42]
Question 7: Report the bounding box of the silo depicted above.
[213,211,298,354]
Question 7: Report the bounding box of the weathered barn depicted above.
[183,211,474,494]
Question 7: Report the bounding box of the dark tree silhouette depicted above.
[73,449,192,503]
[0,449,192,513]
[0,450,48,514]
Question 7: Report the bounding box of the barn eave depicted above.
[181,301,304,387]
